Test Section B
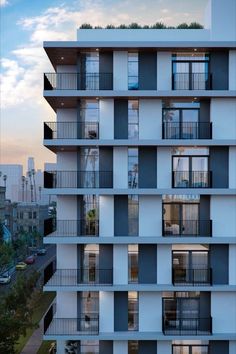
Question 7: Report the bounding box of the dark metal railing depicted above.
[172,171,212,188]
[44,122,99,139]
[44,268,113,286]
[44,171,113,188]
[172,73,212,90]
[44,72,113,90]
[44,303,56,335]
[44,219,99,237]
[172,268,212,285]
[162,220,212,237]
[162,122,212,139]
[128,171,138,188]
[44,261,56,285]
[44,314,99,335]
[162,316,212,335]
[44,218,55,236]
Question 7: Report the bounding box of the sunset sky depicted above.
[0,0,208,172]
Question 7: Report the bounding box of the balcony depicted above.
[172,73,212,90]
[172,268,212,285]
[44,72,113,90]
[44,122,99,140]
[162,122,212,140]
[172,171,212,188]
[44,306,99,336]
[162,220,212,237]
[44,171,113,189]
[162,316,212,335]
[44,268,113,287]
[44,219,99,237]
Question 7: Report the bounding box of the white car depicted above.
[0,274,11,284]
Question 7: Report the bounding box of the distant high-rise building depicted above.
[27,157,35,172]
[0,164,23,202]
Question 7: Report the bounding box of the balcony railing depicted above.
[163,220,212,237]
[44,72,113,90]
[162,316,212,335]
[44,122,99,140]
[172,268,212,285]
[44,171,113,188]
[44,219,99,237]
[44,312,99,336]
[44,218,55,236]
[128,171,138,188]
[44,268,113,286]
[162,122,212,139]
[172,171,212,188]
[172,73,212,90]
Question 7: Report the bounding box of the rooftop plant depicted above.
[79,22,204,29]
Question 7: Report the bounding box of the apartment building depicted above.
[42,0,236,353]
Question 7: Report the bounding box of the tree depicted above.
[0,271,40,354]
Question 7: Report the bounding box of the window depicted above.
[82,244,99,283]
[29,212,32,219]
[80,148,99,187]
[128,195,139,236]
[85,52,99,89]
[128,148,138,188]
[82,195,99,236]
[128,341,138,354]
[128,245,138,283]
[172,345,209,354]
[80,341,99,354]
[79,99,99,139]
[33,211,37,219]
[128,53,138,90]
[128,292,138,330]
[128,100,139,139]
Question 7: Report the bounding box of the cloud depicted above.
[0,0,9,7]
[161,8,169,14]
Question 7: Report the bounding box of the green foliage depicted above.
[0,223,4,243]
[188,22,204,29]
[0,242,13,271]
[0,271,40,354]
[80,23,93,29]
[128,22,141,29]
[177,23,189,29]
[106,24,115,29]
[152,22,167,29]
[79,22,204,29]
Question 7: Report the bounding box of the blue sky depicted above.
[0,0,208,171]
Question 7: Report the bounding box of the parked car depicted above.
[0,274,11,284]
[16,262,27,270]
[37,248,47,256]
[25,255,36,264]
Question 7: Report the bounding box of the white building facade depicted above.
[43,0,236,353]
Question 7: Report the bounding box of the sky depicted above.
[0,0,208,172]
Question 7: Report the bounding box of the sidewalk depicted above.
[21,320,43,354]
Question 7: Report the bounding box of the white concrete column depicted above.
[139,99,162,139]
[156,342,172,354]
[229,341,236,354]
[229,51,236,90]
[113,51,128,90]
[229,245,236,285]
[57,244,77,269]
[57,196,77,219]
[56,292,77,318]
[211,98,236,139]
[157,52,172,90]
[157,147,172,188]
[157,245,172,284]
[99,196,114,237]
[139,195,162,237]
[211,292,236,333]
[229,147,236,188]
[210,196,236,237]
[99,292,114,332]
[113,244,128,284]
[99,99,114,139]
[113,147,128,188]
[113,341,128,354]
[56,341,66,354]
[139,292,162,331]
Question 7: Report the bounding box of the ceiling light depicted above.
[95,48,99,51]
[194,48,197,51]
[61,56,64,60]
[61,102,64,106]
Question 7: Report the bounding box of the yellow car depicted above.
[15,262,27,270]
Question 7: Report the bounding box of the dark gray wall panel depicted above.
[99,51,113,89]
[200,195,210,235]
[99,245,113,284]
[99,147,113,187]
[210,244,228,284]
[210,51,229,90]
[139,341,157,354]
[139,52,157,90]
[209,341,229,354]
[139,147,157,188]
[114,99,128,139]
[199,100,211,138]
[139,245,157,284]
[209,147,229,188]
[77,244,83,269]
[114,292,128,331]
[100,341,113,354]
[199,292,211,332]
[114,195,128,236]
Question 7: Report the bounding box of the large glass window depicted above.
[128,148,138,188]
[128,100,139,139]
[128,245,138,283]
[82,245,99,283]
[128,53,139,90]
[128,195,139,236]
[172,344,209,354]
[79,99,99,139]
[80,341,99,354]
[80,148,99,187]
[128,291,138,330]
[128,341,138,354]
[85,52,99,89]
[82,195,99,236]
